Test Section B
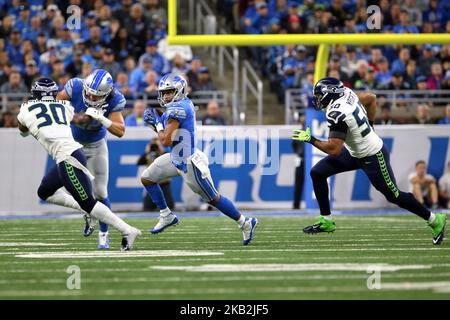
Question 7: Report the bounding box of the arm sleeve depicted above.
[64,78,75,98]
[328,121,348,140]
[166,105,187,122]
[110,94,126,113]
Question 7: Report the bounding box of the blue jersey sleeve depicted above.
[166,104,188,122]
[64,78,82,99]
[109,90,126,113]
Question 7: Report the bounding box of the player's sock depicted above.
[428,212,436,224]
[323,214,333,220]
[160,207,172,217]
[89,202,132,235]
[98,198,111,232]
[213,195,241,221]
[237,214,246,228]
[145,184,169,211]
[46,189,83,211]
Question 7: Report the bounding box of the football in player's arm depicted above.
[56,89,125,138]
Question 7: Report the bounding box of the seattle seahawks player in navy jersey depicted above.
[57,69,126,249]
[141,73,258,245]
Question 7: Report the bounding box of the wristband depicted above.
[309,136,318,145]
[99,116,112,129]
[156,122,164,132]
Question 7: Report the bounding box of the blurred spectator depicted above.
[186,57,202,89]
[125,100,146,127]
[85,26,107,62]
[437,104,450,125]
[393,9,419,33]
[404,60,419,89]
[349,59,368,88]
[141,70,158,96]
[66,50,84,78]
[391,47,410,74]
[0,70,27,98]
[412,104,434,124]
[170,53,188,75]
[115,71,133,98]
[192,67,217,92]
[385,71,411,90]
[438,161,450,209]
[375,56,392,88]
[137,138,174,211]
[427,62,444,90]
[201,100,226,126]
[409,160,438,209]
[0,110,18,128]
[23,60,40,88]
[375,105,398,125]
[138,40,168,76]
[81,61,94,78]
[127,3,149,59]
[97,48,121,79]
[418,45,439,77]
[129,57,153,93]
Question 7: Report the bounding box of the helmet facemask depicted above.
[82,82,112,108]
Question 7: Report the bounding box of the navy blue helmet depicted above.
[31,77,59,100]
[312,77,345,110]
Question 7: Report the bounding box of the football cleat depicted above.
[428,213,447,245]
[121,228,142,251]
[303,216,336,234]
[98,231,110,249]
[151,213,179,234]
[242,217,258,246]
[82,214,97,237]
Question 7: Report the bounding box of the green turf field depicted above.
[0,214,449,299]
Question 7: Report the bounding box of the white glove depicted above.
[85,107,112,128]
[85,107,101,120]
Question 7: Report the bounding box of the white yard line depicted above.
[151,263,432,272]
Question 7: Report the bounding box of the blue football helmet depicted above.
[31,77,59,100]
[82,69,114,108]
[157,72,188,107]
[313,77,345,110]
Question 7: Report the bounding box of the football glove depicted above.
[292,127,313,142]
[144,108,164,132]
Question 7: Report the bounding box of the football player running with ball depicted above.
[140,73,258,245]
[292,77,446,245]
[57,69,127,249]
[17,78,141,251]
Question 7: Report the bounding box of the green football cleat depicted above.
[303,216,336,234]
[428,213,447,245]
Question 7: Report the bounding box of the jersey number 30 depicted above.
[29,103,68,128]
[352,102,371,137]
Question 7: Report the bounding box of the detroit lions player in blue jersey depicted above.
[57,69,126,249]
[140,73,258,245]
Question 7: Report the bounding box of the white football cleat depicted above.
[151,213,179,234]
[98,231,110,249]
[121,227,142,251]
[242,217,258,246]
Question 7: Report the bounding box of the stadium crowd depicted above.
[218,0,450,123]
[0,0,221,127]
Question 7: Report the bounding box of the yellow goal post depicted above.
[167,0,450,82]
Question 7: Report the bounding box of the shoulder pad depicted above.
[166,105,187,120]
[326,109,346,125]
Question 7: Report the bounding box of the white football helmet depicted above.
[157,72,188,107]
[82,69,114,108]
